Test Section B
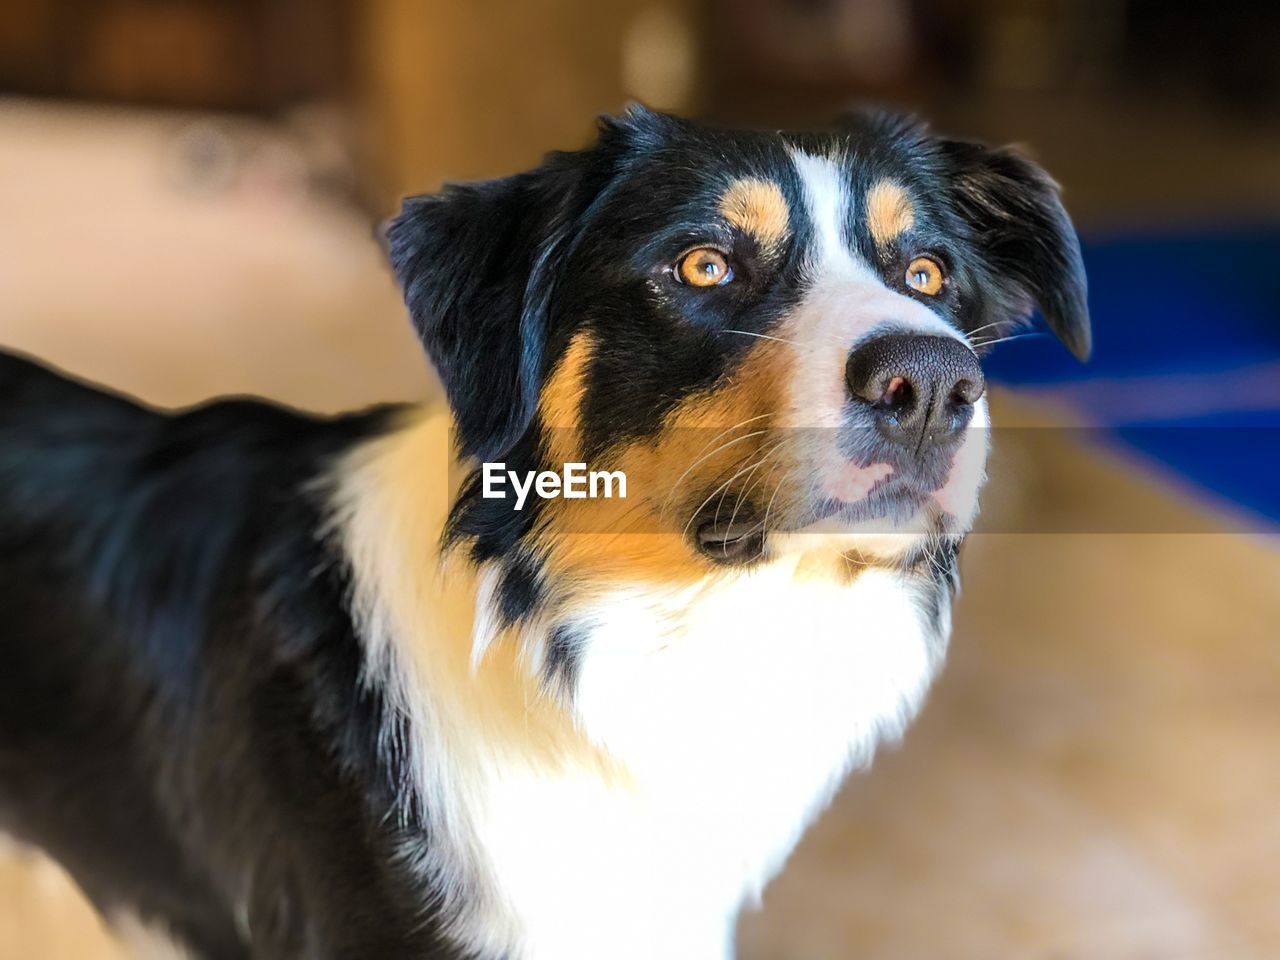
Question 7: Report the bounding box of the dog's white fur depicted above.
[329,151,987,959]
[112,912,196,960]
[334,424,945,959]
[483,564,943,960]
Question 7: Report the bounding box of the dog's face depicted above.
[388,107,1087,583]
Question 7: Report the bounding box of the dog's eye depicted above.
[905,256,944,296]
[676,248,734,287]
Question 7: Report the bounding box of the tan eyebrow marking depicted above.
[865,179,915,247]
[539,330,594,462]
[719,178,791,256]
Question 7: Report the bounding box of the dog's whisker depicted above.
[684,451,781,543]
[971,332,1045,349]
[759,458,789,545]
[964,320,1009,341]
[662,428,771,520]
[719,329,799,347]
[727,440,786,534]
[721,439,786,536]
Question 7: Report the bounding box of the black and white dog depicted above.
[0,107,1088,959]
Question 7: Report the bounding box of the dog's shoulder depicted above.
[0,352,470,956]
[0,349,403,671]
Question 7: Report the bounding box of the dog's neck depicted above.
[327,410,949,959]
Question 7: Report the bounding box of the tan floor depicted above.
[2,101,1278,960]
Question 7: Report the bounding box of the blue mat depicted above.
[984,227,1280,528]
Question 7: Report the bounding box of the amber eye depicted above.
[677,248,733,287]
[905,256,944,296]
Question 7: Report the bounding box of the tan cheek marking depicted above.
[539,330,595,463]
[720,178,791,256]
[866,179,915,247]
[534,338,801,590]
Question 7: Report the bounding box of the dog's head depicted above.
[387,107,1087,589]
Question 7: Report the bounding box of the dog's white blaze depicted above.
[789,150,857,281]
[783,149,987,557]
[784,150,971,428]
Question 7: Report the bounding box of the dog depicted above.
[0,106,1088,959]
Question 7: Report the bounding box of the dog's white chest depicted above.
[471,563,941,960]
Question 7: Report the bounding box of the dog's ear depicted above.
[385,106,671,461]
[941,140,1091,360]
[386,160,586,461]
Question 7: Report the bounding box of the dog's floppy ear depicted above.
[386,106,671,461]
[386,160,586,461]
[941,140,1091,360]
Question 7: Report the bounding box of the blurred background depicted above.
[1,1,1278,957]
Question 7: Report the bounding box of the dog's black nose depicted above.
[846,333,984,449]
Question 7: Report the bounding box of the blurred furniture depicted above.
[0,0,353,110]
[0,0,661,209]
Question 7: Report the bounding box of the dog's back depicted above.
[0,353,459,958]
[0,352,240,950]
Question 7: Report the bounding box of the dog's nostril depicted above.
[878,376,912,410]
[950,378,981,406]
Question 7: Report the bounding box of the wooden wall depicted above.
[356,0,656,202]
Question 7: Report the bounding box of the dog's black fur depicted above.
[0,107,1087,959]
[0,357,455,957]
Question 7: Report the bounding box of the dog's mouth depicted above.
[689,478,959,566]
[694,512,766,565]
[685,422,989,565]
